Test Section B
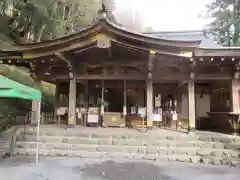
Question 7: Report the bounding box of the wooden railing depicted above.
[25,111,56,125]
[41,112,55,124]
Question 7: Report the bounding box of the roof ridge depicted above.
[144,30,205,34]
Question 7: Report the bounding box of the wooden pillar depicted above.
[84,81,89,108]
[68,75,76,127]
[146,78,153,128]
[31,80,41,125]
[231,78,240,113]
[123,80,127,116]
[188,72,196,132]
[100,80,104,116]
[82,81,88,126]
[146,50,155,129]
[54,83,61,124]
[31,100,41,125]
[54,83,60,107]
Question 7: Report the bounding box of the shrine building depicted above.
[1,10,240,134]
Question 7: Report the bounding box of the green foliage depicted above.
[0,0,116,125]
[0,98,30,132]
[202,0,240,46]
[0,0,105,46]
[0,64,55,111]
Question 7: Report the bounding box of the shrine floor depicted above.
[0,157,239,180]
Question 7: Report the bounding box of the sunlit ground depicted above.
[0,157,239,180]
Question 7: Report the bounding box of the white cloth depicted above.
[57,107,68,116]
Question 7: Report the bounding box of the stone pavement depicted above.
[0,157,239,180]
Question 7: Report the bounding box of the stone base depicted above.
[233,126,240,136]
[68,124,75,128]
[30,123,37,127]
[137,128,147,133]
[147,126,153,130]
[188,127,196,134]
[233,132,240,136]
[188,127,195,131]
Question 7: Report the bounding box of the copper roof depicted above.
[144,30,222,49]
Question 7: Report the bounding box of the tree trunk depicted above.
[36,24,46,42]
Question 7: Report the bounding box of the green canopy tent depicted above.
[0,75,41,100]
[0,75,42,163]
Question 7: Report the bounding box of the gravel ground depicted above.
[0,157,239,180]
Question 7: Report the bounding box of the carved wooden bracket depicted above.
[55,52,75,79]
[189,57,196,80]
[55,52,72,68]
[148,51,156,77]
[93,34,111,49]
[189,72,195,80]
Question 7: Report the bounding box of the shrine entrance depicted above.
[103,81,124,113]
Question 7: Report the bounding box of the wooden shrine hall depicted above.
[1,9,240,134]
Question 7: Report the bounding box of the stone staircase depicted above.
[0,137,9,157]
[12,126,240,166]
[0,127,17,158]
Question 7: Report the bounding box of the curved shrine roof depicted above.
[144,30,222,49]
[13,18,201,52]
[144,30,240,57]
[1,18,240,59]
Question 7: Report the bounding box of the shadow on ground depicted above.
[0,157,239,180]
[78,160,175,180]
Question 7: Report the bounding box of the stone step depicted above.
[12,148,240,166]
[13,127,240,165]
[18,135,239,150]
[22,130,199,141]
[0,144,9,148]
[15,142,240,158]
[0,137,11,157]
[22,128,239,144]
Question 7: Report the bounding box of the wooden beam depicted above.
[22,40,95,60]
[196,73,232,80]
[195,49,240,57]
[72,45,97,55]
[53,74,188,81]
[55,74,146,80]
[38,73,56,81]
[153,74,188,81]
[55,52,72,67]
[112,40,193,58]
[78,58,145,66]
[178,80,188,86]
[52,72,232,81]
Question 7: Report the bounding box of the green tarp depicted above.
[0,75,41,100]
